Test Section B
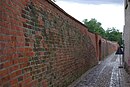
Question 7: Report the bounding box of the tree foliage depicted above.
[105,27,122,45]
[83,18,122,45]
[83,18,106,38]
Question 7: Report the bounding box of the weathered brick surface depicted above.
[100,38,118,60]
[0,0,118,87]
[87,34,118,61]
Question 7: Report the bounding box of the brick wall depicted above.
[87,34,118,61]
[0,0,118,87]
[99,38,118,60]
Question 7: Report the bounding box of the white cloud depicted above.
[55,1,124,32]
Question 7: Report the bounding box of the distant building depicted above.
[124,0,130,73]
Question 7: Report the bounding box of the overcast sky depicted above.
[55,0,124,32]
[57,0,123,4]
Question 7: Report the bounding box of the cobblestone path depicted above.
[68,53,130,87]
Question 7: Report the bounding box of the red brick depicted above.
[20,0,30,6]
[1,75,10,84]
[4,55,12,61]
[25,52,35,57]
[11,19,19,27]
[16,70,22,76]
[12,54,19,59]
[10,78,18,86]
[0,27,10,35]
[42,80,48,87]
[0,69,8,78]
[5,0,13,6]
[9,65,19,73]
[17,48,25,53]
[12,84,19,87]
[25,81,37,87]
[23,73,31,79]
[20,63,28,68]
[0,35,11,41]
[19,58,28,63]
[10,72,16,79]
[8,42,17,48]
[24,48,33,52]
[18,82,23,87]
[16,42,25,47]
[5,48,16,54]
[10,70,22,79]
[4,61,13,68]
[23,77,32,85]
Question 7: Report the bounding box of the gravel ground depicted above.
[68,53,130,87]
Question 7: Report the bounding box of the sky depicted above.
[55,0,124,32]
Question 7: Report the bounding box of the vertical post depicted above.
[119,54,123,68]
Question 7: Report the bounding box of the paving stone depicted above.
[68,53,130,87]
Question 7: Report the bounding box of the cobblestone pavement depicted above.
[68,53,130,87]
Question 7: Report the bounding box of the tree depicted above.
[105,27,122,45]
[83,18,123,45]
[83,18,106,38]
